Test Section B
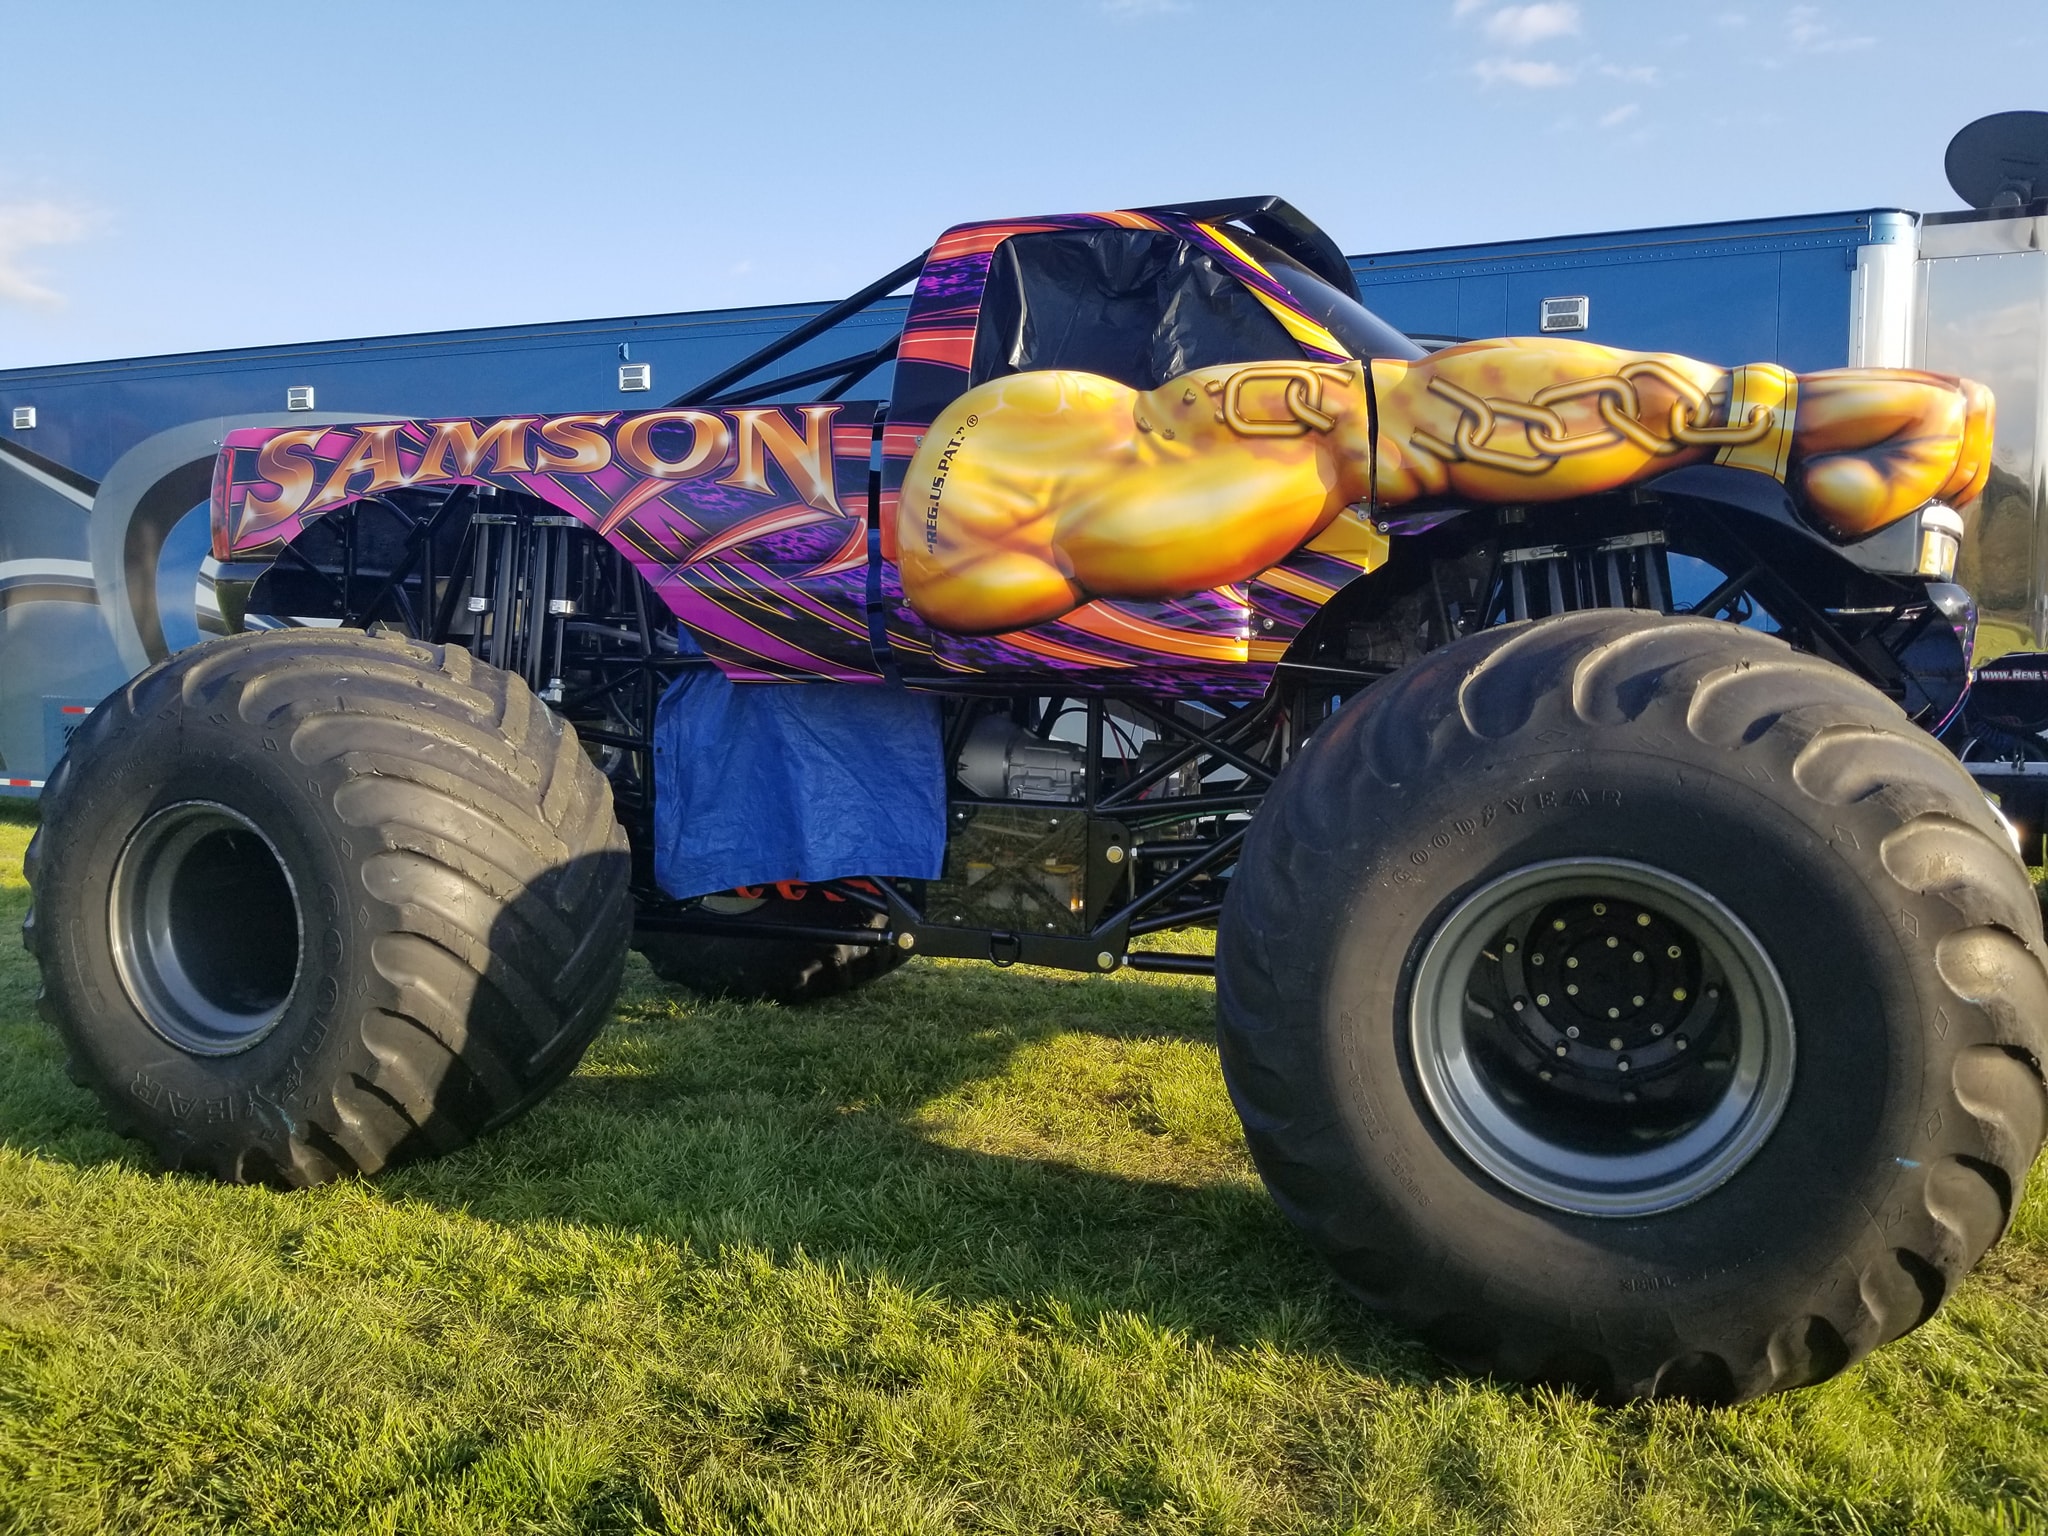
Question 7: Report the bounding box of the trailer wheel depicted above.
[1218,610,2048,1403]
[634,891,907,1006]
[23,628,631,1186]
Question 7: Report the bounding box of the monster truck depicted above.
[26,198,2046,1404]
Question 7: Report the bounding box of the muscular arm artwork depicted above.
[895,337,1993,635]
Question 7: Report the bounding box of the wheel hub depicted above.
[1408,858,1795,1217]
[108,801,304,1056]
[1495,897,1728,1105]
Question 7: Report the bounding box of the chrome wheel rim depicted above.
[1408,857,1795,1217]
[109,801,303,1056]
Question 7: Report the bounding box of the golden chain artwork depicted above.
[892,343,1987,635]
[1413,359,1777,475]
[1201,363,1355,437]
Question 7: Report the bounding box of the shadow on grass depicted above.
[0,831,1430,1383]
[448,946,1431,1379]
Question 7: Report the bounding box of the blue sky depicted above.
[1,0,2044,368]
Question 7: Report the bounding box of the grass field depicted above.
[1,798,2044,1535]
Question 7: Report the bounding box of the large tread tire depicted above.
[1218,610,2048,1403]
[23,627,632,1187]
[633,892,907,1006]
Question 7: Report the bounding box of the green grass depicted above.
[0,799,2044,1535]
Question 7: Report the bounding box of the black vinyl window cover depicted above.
[970,230,1298,391]
[970,228,1422,393]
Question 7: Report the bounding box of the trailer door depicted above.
[1916,215,2048,663]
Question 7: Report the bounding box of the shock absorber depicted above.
[1499,529,1672,621]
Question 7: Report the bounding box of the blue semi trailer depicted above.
[3,196,2043,812]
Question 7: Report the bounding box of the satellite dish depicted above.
[1946,111,2048,210]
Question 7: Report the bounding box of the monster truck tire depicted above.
[23,627,632,1187]
[634,892,907,1005]
[1217,609,2048,1403]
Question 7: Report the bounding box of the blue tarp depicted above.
[652,662,948,900]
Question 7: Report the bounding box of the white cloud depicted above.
[1452,0,1489,17]
[1484,2,1580,46]
[1474,56,1574,86]
[0,201,91,309]
[1716,10,1749,24]
[1786,4,1874,52]
[1599,102,1641,128]
[1599,62,1659,83]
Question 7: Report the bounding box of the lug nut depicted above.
[1608,1036,1624,1050]
[1617,1057,1632,1072]
[1667,945,1682,959]
[1607,1008,1620,1020]
[1632,994,1645,1007]
[1566,957,1580,969]
[1673,987,1688,1001]
[1555,1044,1568,1057]
[1512,996,1527,1011]
[1606,936,1619,949]
[1553,919,1566,931]
[1566,983,1580,995]
[1674,1036,1689,1051]
[1637,913,1651,926]
[1650,1023,1665,1037]
[1537,993,1551,1006]
[1592,903,1607,915]
[1632,950,1645,963]
[1565,1025,1580,1038]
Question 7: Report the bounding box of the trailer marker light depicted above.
[619,363,652,392]
[286,387,315,411]
[9,407,34,430]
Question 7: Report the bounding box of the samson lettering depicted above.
[233,405,852,539]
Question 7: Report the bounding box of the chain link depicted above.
[1203,363,1356,437]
